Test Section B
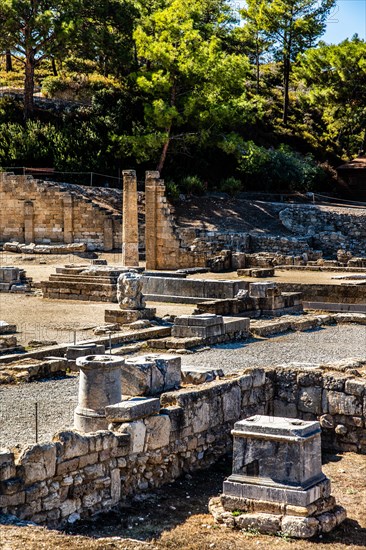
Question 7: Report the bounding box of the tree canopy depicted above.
[0,0,363,193]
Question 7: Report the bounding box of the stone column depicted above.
[74,354,124,432]
[122,170,139,267]
[145,171,160,270]
[103,217,113,251]
[24,200,34,243]
[63,194,73,244]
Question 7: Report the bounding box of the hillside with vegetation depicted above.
[0,0,364,195]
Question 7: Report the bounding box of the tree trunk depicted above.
[157,83,176,174]
[157,129,171,174]
[24,51,35,119]
[255,40,260,94]
[5,50,12,72]
[51,57,58,76]
[282,55,290,126]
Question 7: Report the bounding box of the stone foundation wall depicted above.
[270,367,366,454]
[279,206,366,256]
[1,365,365,527]
[0,174,122,251]
[0,370,270,526]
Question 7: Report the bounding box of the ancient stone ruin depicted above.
[1,165,366,545]
[210,415,346,538]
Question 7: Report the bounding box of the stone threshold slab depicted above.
[0,326,171,365]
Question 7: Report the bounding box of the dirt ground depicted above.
[1,452,365,550]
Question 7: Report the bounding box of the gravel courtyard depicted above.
[1,324,365,448]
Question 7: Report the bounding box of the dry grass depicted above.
[1,452,365,550]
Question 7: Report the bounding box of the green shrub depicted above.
[166,180,180,200]
[219,176,242,195]
[180,175,206,195]
[237,141,326,192]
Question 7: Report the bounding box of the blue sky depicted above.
[322,1,366,43]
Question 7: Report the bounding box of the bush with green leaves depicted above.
[180,175,206,195]
[219,177,242,195]
[220,136,327,192]
[165,180,180,200]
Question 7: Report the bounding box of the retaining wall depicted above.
[1,365,365,527]
[0,174,122,251]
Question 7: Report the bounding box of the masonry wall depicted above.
[0,369,270,526]
[1,365,365,527]
[280,206,366,256]
[145,172,207,269]
[0,174,122,251]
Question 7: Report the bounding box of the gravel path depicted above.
[181,325,366,372]
[1,325,366,448]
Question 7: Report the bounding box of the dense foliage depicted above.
[0,0,362,193]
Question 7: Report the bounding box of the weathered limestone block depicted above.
[0,449,16,481]
[106,397,161,422]
[322,390,362,416]
[235,512,281,534]
[298,387,322,414]
[181,366,224,385]
[18,443,57,484]
[281,516,319,538]
[104,308,156,325]
[66,344,105,362]
[249,282,278,298]
[110,468,121,504]
[191,401,211,433]
[222,386,241,422]
[118,420,146,453]
[117,271,145,310]
[144,414,171,450]
[344,378,366,397]
[53,431,89,460]
[0,321,17,335]
[121,354,181,396]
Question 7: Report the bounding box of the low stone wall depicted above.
[270,366,366,454]
[1,364,365,527]
[276,282,366,305]
[0,369,269,526]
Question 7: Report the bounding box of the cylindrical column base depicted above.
[74,355,124,433]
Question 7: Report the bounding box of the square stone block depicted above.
[231,416,323,488]
[223,477,331,508]
[171,324,224,339]
[106,397,160,422]
[174,314,223,327]
[122,354,181,396]
[249,282,277,298]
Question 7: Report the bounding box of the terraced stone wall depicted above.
[0,174,122,251]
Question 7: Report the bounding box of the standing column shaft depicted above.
[122,170,139,267]
[145,171,160,270]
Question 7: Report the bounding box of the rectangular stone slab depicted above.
[106,397,160,421]
[223,477,331,507]
[174,314,223,327]
[232,416,320,439]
